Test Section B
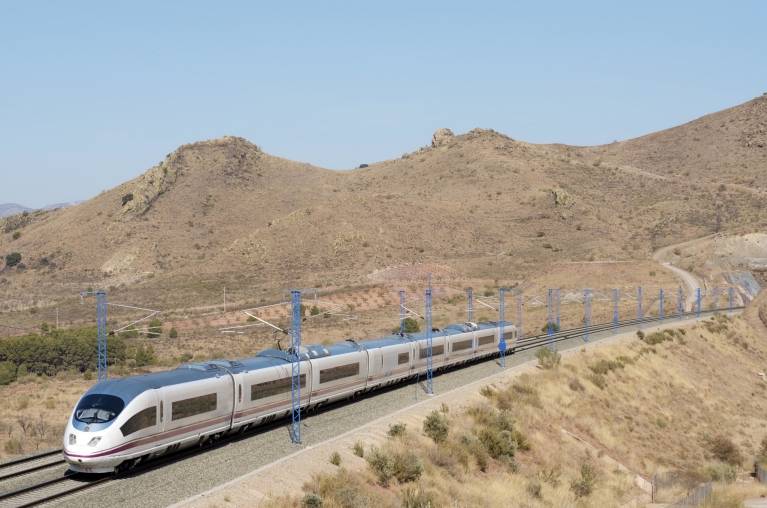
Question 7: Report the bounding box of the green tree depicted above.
[121,193,134,206]
[147,318,163,338]
[310,305,320,316]
[16,364,28,377]
[5,253,21,267]
[135,344,157,367]
[0,362,17,385]
[169,327,178,339]
[392,317,421,334]
[12,231,21,240]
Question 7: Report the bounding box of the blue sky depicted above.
[1,1,766,208]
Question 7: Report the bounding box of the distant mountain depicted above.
[0,203,32,218]
[0,201,83,218]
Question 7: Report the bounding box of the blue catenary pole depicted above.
[547,289,554,350]
[398,290,406,333]
[96,291,107,382]
[638,286,642,330]
[425,289,433,395]
[584,289,591,342]
[556,289,561,332]
[613,288,618,334]
[467,289,474,323]
[499,289,507,368]
[289,290,302,444]
[696,288,701,318]
[729,287,733,313]
[659,289,664,325]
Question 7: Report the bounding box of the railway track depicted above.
[0,307,741,507]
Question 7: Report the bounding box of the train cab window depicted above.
[75,394,125,425]
[251,375,306,401]
[320,363,360,383]
[120,406,157,437]
[398,352,409,365]
[419,345,444,359]
[171,393,217,421]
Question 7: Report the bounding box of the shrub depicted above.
[135,344,158,367]
[352,442,364,457]
[329,451,341,466]
[16,364,28,377]
[526,481,542,499]
[701,464,737,483]
[479,385,496,398]
[392,451,424,483]
[5,252,21,267]
[301,493,324,508]
[366,446,395,485]
[459,432,489,471]
[83,370,93,381]
[673,248,682,256]
[147,318,163,338]
[16,396,29,410]
[310,305,320,316]
[479,427,516,460]
[12,231,20,240]
[568,378,584,391]
[656,417,667,428]
[535,347,561,369]
[645,332,666,345]
[169,327,178,339]
[3,439,22,454]
[496,409,514,432]
[636,330,645,341]
[388,422,407,438]
[576,224,582,230]
[423,410,450,443]
[392,317,421,334]
[587,373,606,389]
[708,435,743,465]
[0,362,16,385]
[536,231,545,237]
[121,194,134,206]
[570,463,597,497]
[541,321,560,333]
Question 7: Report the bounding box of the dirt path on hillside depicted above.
[653,237,714,311]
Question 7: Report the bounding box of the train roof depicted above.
[82,365,223,403]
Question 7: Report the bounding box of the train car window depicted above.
[75,394,125,424]
[160,401,164,422]
[419,345,444,358]
[478,335,494,346]
[452,339,473,352]
[397,352,409,365]
[251,374,306,401]
[319,363,360,384]
[120,406,157,437]
[503,331,515,341]
[171,393,217,421]
[238,384,242,403]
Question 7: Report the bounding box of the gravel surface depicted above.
[46,310,727,508]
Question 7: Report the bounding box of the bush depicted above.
[656,417,667,428]
[352,442,364,457]
[301,493,324,508]
[569,378,584,391]
[169,327,178,339]
[3,439,22,455]
[12,231,20,240]
[16,364,28,377]
[0,362,16,385]
[401,486,436,508]
[423,410,450,443]
[5,252,21,267]
[310,305,320,316]
[83,370,93,381]
[701,464,737,483]
[366,446,395,486]
[392,451,425,483]
[329,451,341,466]
[147,318,163,338]
[587,373,606,389]
[708,435,743,465]
[636,330,645,340]
[541,321,560,333]
[387,422,407,438]
[570,463,597,497]
[645,332,666,345]
[121,194,134,206]
[135,344,158,367]
[535,347,561,369]
[526,481,542,499]
[479,427,516,460]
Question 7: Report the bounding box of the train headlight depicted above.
[87,436,101,447]
[69,434,76,445]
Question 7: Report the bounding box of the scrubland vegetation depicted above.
[253,313,767,507]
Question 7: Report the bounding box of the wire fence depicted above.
[670,482,713,506]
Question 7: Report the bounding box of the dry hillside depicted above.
[1,97,767,330]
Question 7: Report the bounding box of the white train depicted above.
[63,321,516,473]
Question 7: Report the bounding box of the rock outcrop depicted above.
[431,128,454,148]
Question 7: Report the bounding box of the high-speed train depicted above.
[63,321,516,473]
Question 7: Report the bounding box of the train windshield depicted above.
[75,394,125,424]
